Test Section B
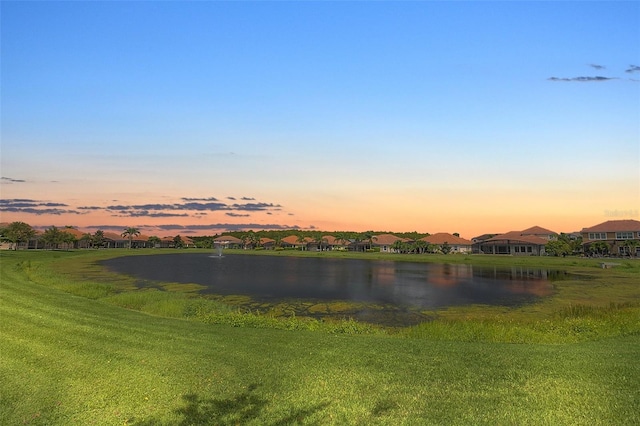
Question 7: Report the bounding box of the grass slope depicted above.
[1,250,639,425]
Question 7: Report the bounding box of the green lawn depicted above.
[1,250,639,425]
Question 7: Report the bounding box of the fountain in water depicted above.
[210,241,224,258]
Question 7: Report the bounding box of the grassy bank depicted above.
[1,250,639,425]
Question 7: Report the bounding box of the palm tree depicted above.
[623,239,639,257]
[121,227,141,249]
[332,232,350,251]
[391,239,404,254]
[361,231,377,252]
[312,232,327,251]
[296,234,308,251]
[414,240,428,254]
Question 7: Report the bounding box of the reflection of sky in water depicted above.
[104,254,556,309]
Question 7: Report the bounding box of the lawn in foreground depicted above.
[1,251,639,425]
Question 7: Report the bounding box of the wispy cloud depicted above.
[548,76,615,82]
[0,199,82,215]
[112,211,190,218]
[101,199,283,217]
[153,223,300,232]
[549,64,640,82]
[231,203,282,211]
[182,197,220,202]
[1,177,26,183]
[8,195,286,219]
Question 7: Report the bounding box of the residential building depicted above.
[476,226,557,255]
[373,234,412,253]
[421,233,473,253]
[580,219,640,256]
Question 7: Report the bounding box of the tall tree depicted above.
[545,240,571,257]
[391,239,404,254]
[295,234,309,251]
[360,231,377,251]
[311,232,327,251]
[623,239,639,257]
[121,227,141,249]
[40,226,63,250]
[2,221,36,250]
[92,230,105,249]
[148,236,162,248]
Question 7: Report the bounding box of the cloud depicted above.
[625,65,640,73]
[73,196,288,219]
[153,223,301,232]
[1,177,26,183]
[112,210,190,218]
[182,197,220,202]
[548,76,616,82]
[2,195,292,231]
[588,64,605,70]
[180,202,231,211]
[0,199,82,215]
[231,202,282,211]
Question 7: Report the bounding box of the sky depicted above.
[1,1,639,238]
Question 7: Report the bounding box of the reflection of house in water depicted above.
[472,266,555,297]
[370,262,396,287]
[427,263,474,287]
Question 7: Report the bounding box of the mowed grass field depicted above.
[1,250,639,425]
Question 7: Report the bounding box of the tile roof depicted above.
[421,232,472,245]
[214,235,242,244]
[372,234,409,245]
[581,219,640,233]
[281,235,311,245]
[521,226,557,236]
[485,231,548,245]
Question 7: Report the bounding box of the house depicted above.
[213,235,243,249]
[580,219,640,256]
[259,237,276,250]
[421,233,473,253]
[373,234,412,253]
[281,235,312,250]
[471,234,497,254]
[476,226,557,255]
[321,235,349,251]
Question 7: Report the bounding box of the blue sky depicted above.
[1,1,639,237]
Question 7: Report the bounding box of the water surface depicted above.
[103,254,558,325]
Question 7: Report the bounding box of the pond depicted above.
[103,253,561,326]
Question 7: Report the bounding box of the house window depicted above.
[589,233,607,240]
[615,232,634,240]
[527,246,533,253]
